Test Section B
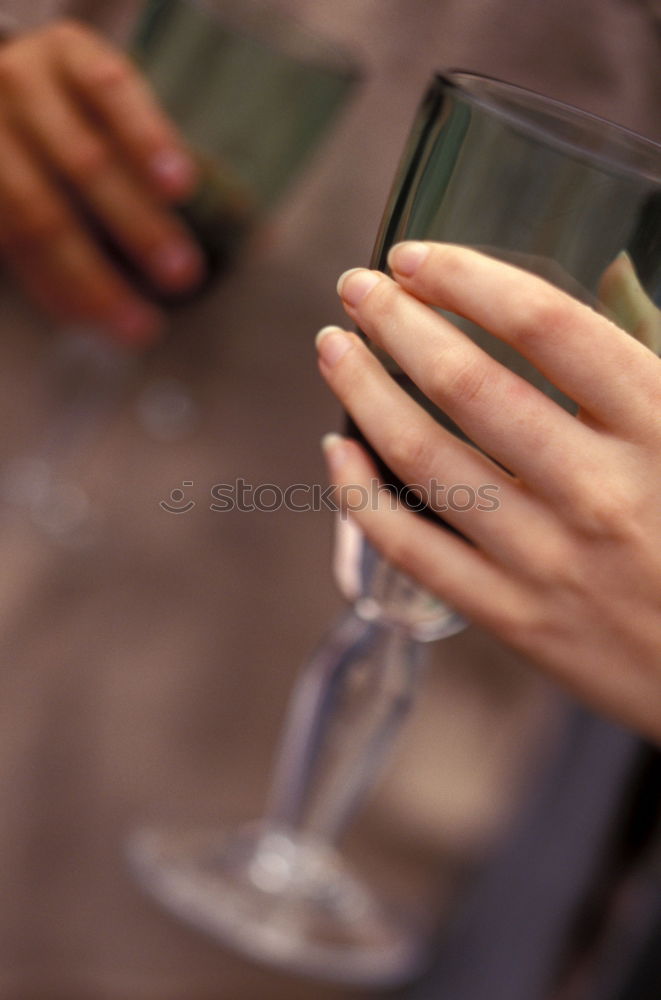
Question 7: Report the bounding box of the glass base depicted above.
[128,823,425,987]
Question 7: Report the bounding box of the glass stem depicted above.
[264,610,424,845]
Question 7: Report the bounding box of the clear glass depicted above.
[129,72,661,987]
[131,612,429,986]
[337,70,661,640]
[134,0,357,221]
[0,0,357,541]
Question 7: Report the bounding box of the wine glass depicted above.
[0,0,357,541]
[128,72,661,987]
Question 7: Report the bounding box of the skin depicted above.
[317,241,661,745]
[0,19,205,346]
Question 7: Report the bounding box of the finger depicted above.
[53,20,198,200]
[316,324,564,572]
[0,127,163,345]
[335,268,603,500]
[324,435,661,743]
[320,433,529,636]
[384,242,661,434]
[4,72,205,294]
[8,234,163,346]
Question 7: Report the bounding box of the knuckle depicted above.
[434,244,470,285]
[512,290,571,351]
[4,199,69,249]
[64,140,112,184]
[388,423,436,478]
[79,54,133,92]
[441,350,489,406]
[571,485,639,543]
[482,574,557,649]
[135,212,189,250]
[364,277,398,327]
[497,601,550,654]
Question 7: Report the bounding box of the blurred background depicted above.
[0,1,658,998]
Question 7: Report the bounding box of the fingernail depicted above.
[110,302,163,346]
[337,268,381,307]
[321,432,348,473]
[388,241,429,276]
[316,325,352,367]
[150,241,206,289]
[150,149,198,195]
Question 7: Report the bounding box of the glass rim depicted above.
[437,69,661,185]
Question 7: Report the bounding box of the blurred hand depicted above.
[317,242,661,744]
[0,19,205,346]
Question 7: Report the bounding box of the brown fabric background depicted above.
[0,1,658,998]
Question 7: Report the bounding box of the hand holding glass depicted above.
[130,72,661,986]
[1,0,356,538]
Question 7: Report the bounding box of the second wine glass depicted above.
[0,0,357,541]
